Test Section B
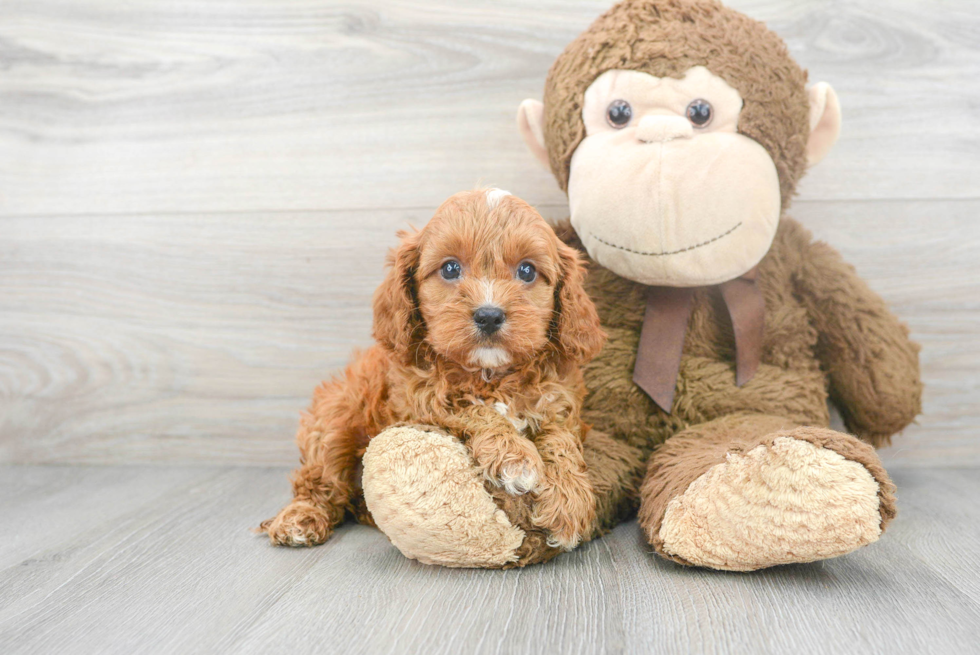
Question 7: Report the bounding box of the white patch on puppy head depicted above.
[485,188,511,210]
[469,347,511,369]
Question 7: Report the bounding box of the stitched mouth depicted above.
[588,222,742,257]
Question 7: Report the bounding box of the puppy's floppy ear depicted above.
[552,241,605,365]
[373,229,425,360]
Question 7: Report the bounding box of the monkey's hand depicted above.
[790,221,923,445]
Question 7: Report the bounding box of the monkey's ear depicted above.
[517,99,550,169]
[806,82,842,167]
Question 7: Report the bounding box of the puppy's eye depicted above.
[686,99,713,127]
[516,261,537,283]
[440,260,462,281]
[606,99,632,128]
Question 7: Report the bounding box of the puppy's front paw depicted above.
[533,473,597,551]
[259,500,332,547]
[499,460,541,495]
[471,437,545,496]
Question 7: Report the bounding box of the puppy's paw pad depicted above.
[498,461,540,495]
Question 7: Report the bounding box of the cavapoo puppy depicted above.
[260,189,605,550]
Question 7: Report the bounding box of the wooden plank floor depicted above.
[0,465,978,654]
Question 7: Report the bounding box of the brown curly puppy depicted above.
[260,189,606,551]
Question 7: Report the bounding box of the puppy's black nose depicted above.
[473,306,506,335]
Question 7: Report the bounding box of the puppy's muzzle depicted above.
[473,305,506,336]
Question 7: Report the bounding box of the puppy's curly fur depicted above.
[260,189,606,551]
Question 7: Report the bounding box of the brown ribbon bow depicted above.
[632,267,764,413]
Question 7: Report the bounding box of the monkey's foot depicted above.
[640,421,896,571]
[362,425,526,568]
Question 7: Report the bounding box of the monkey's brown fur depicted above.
[505,0,922,566]
[569,218,923,456]
[260,190,607,551]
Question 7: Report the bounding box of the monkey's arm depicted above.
[791,228,923,446]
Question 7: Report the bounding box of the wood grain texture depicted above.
[0,465,978,654]
[0,0,977,217]
[2,200,978,466]
[1,0,979,466]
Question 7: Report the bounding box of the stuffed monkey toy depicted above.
[362,0,922,571]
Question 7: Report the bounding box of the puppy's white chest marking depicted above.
[493,401,530,434]
[469,346,511,369]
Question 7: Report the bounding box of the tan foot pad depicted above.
[659,436,883,571]
[362,426,525,568]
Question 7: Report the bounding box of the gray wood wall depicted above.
[1,0,978,467]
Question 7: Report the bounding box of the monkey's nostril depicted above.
[473,306,506,335]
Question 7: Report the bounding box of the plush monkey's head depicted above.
[518,0,841,287]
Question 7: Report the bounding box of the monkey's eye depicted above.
[686,99,713,127]
[440,260,462,281]
[516,261,537,283]
[606,100,632,128]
